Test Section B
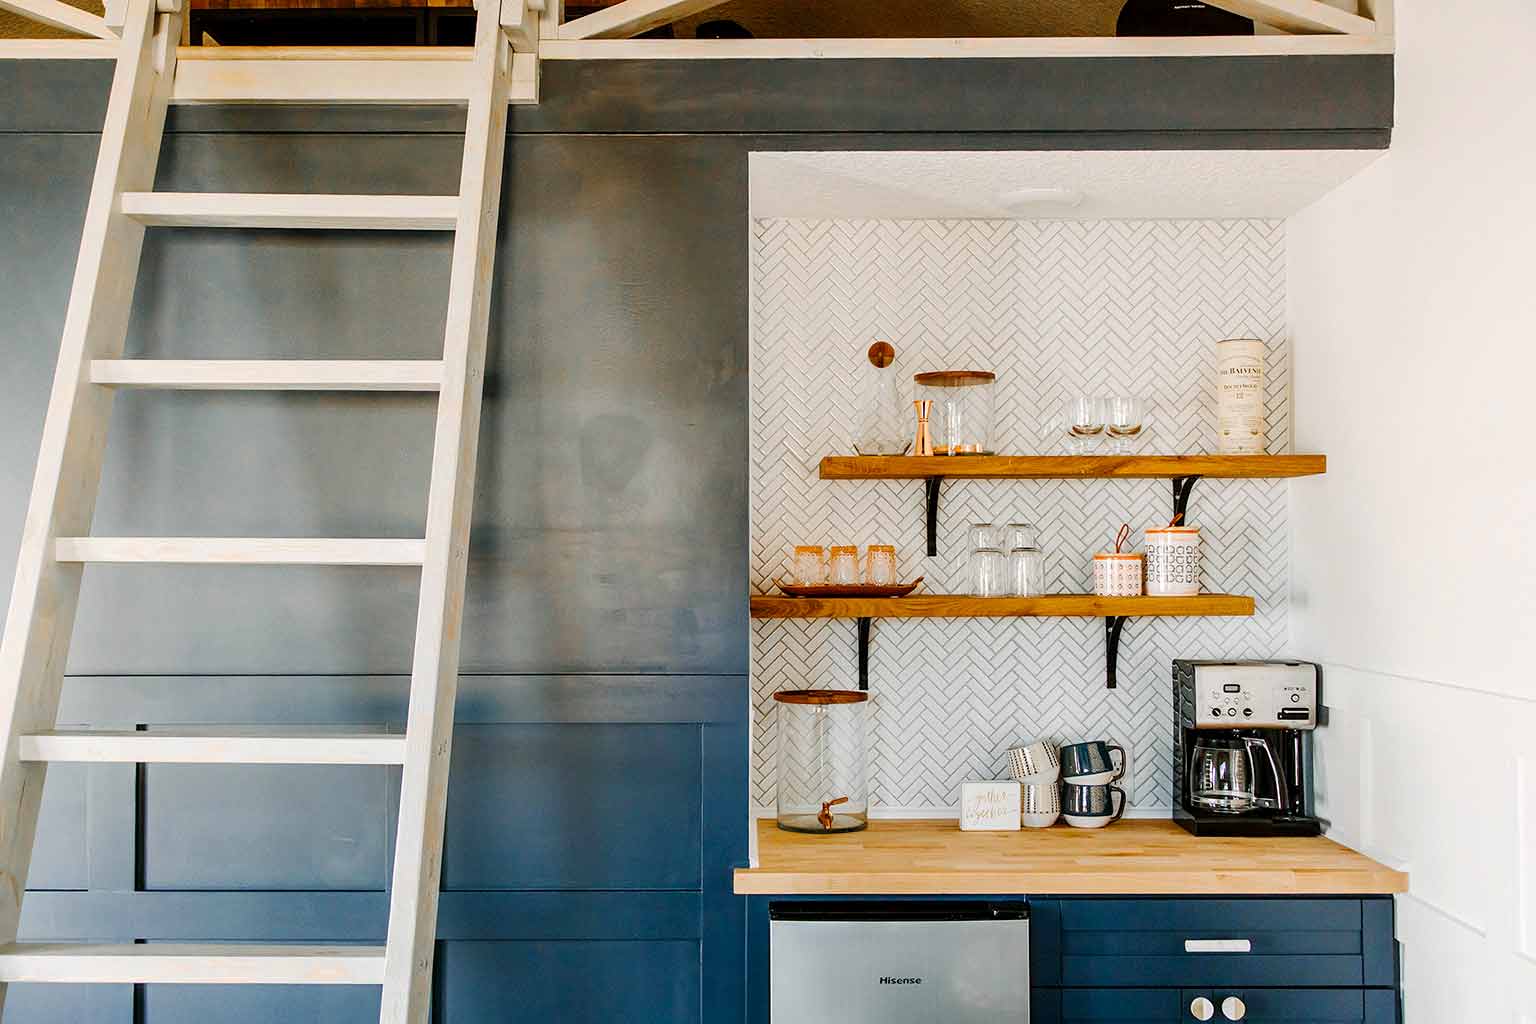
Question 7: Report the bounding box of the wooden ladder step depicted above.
[0,944,386,985]
[119,192,459,230]
[19,731,407,765]
[91,360,446,392]
[54,537,427,566]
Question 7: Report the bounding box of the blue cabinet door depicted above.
[1034,988,1388,1023]
[1060,899,1368,988]
[1178,989,1369,1022]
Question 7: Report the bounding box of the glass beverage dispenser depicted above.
[773,689,869,834]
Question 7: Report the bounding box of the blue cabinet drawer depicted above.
[1032,988,1396,1023]
[1060,899,1366,988]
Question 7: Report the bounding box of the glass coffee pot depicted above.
[1188,734,1283,814]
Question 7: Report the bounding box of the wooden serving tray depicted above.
[774,578,923,599]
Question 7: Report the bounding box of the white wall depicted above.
[1287,2,1536,1020]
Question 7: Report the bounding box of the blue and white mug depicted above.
[1061,782,1126,828]
[1059,740,1126,785]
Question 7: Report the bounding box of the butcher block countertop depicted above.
[735,819,1408,896]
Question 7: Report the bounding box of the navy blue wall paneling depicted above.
[2,108,750,1022]
[443,724,702,890]
[438,941,701,1023]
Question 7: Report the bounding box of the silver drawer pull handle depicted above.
[1184,939,1252,953]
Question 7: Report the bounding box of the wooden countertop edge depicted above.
[738,819,1409,896]
[732,868,1409,896]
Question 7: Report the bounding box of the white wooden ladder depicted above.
[0,0,530,1019]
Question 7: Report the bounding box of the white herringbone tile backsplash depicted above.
[750,219,1292,815]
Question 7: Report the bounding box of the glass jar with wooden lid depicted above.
[773,689,869,834]
[914,370,996,455]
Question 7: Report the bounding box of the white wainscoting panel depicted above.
[1313,665,1536,1022]
[750,218,1292,813]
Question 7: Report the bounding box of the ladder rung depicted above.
[0,944,386,985]
[120,192,459,230]
[19,731,407,765]
[91,360,445,392]
[54,538,427,566]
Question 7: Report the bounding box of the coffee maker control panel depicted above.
[1191,662,1317,730]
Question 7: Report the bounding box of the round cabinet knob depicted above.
[1190,996,1216,1021]
[1222,996,1247,1020]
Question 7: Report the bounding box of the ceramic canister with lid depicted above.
[1093,553,1144,597]
[1093,523,1143,597]
[1144,525,1201,596]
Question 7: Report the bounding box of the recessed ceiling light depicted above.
[998,187,1085,209]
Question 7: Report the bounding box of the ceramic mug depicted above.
[1021,781,1061,829]
[1061,782,1126,828]
[1006,741,1060,784]
[1059,740,1126,785]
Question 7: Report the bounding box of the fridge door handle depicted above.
[1184,938,1252,953]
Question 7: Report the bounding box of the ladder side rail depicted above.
[379,1,512,1020]
[0,0,178,1001]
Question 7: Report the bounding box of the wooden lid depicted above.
[773,689,869,705]
[1093,552,1144,560]
[914,370,995,387]
[867,341,896,368]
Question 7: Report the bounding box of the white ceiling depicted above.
[749,149,1385,220]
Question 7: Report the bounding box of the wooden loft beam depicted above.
[1201,0,1376,34]
[558,0,728,40]
[0,0,118,38]
[1357,0,1393,34]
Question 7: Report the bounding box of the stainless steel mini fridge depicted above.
[769,901,1030,1023]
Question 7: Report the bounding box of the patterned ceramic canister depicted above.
[1093,552,1144,597]
[1144,526,1201,596]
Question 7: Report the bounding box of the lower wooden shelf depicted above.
[750,593,1255,690]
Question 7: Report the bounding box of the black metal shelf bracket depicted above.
[856,617,872,690]
[1171,475,1201,524]
[1104,615,1129,690]
[924,477,943,556]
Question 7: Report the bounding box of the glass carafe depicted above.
[1189,734,1265,813]
[853,344,912,456]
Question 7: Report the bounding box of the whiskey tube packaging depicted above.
[1215,337,1265,454]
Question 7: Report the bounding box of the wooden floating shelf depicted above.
[818,454,1327,557]
[752,594,1255,689]
[750,594,1254,619]
[820,454,1326,480]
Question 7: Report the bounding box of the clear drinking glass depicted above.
[828,546,860,586]
[1009,547,1046,596]
[865,544,898,586]
[1004,522,1038,551]
[1106,396,1146,454]
[1064,396,1107,454]
[968,523,997,551]
[791,546,827,585]
[969,547,1007,597]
